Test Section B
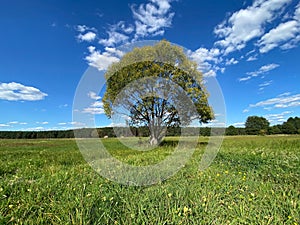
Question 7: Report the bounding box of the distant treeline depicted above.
[0,127,212,139]
[0,116,299,139]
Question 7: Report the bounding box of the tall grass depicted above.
[0,136,299,224]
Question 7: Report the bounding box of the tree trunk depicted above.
[148,117,165,146]
[149,135,158,146]
[149,127,164,146]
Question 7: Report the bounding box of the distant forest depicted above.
[0,117,299,139]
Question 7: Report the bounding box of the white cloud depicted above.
[104,47,124,58]
[214,0,293,55]
[115,21,134,34]
[259,80,273,90]
[0,82,47,101]
[27,127,45,131]
[225,58,239,65]
[85,46,120,71]
[7,121,27,125]
[8,121,19,124]
[239,76,252,82]
[203,70,217,78]
[265,111,293,119]
[99,22,134,47]
[88,91,101,100]
[77,25,88,32]
[259,80,273,87]
[37,121,49,125]
[249,93,300,109]
[99,31,129,47]
[83,104,105,115]
[78,32,97,42]
[83,94,105,115]
[0,124,10,127]
[76,25,97,33]
[239,63,279,81]
[278,92,291,97]
[243,109,249,113]
[259,20,300,53]
[57,122,85,128]
[247,55,258,61]
[131,0,175,39]
[295,2,300,21]
[59,104,68,108]
[188,47,222,77]
[260,63,280,72]
[264,111,293,124]
[232,122,245,127]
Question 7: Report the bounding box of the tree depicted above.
[103,40,214,145]
[226,125,239,136]
[245,116,270,135]
[281,117,300,134]
[268,125,282,135]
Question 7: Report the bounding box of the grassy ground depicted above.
[0,136,299,224]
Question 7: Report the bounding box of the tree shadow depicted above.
[160,139,208,148]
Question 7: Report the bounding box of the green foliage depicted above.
[245,116,270,135]
[268,125,282,135]
[226,125,239,136]
[103,40,214,143]
[0,136,299,224]
[282,117,300,134]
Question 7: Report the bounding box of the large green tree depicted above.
[103,40,214,145]
[281,117,300,134]
[245,116,270,135]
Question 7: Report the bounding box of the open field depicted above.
[0,136,299,224]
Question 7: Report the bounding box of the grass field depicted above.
[0,136,299,224]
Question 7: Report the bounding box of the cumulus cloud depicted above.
[0,82,47,101]
[258,2,300,53]
[99,21,134,47]
[85,46,121,71]
[188,47,222,77]
[258,20,299,53]
[78,32,97,42]
[214,0,292,55]
[131,0,175,39]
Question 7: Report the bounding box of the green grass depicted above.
[0,136,299,224]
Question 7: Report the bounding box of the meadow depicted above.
[0,135,299,224]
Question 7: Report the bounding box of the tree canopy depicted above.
[103,40,214,145]
[245,116,270,135]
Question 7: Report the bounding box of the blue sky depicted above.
[1,0,300,131]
